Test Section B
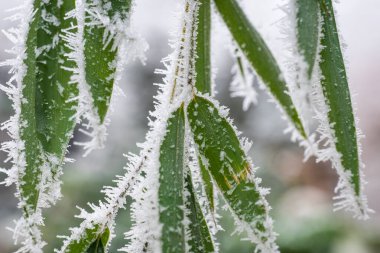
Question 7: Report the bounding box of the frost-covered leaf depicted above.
[61,226,110,253]
[0,0,77,251]
[214,0,306,138]
[66,0,144,154]
[185,172,215,253]
[36,0,78,157]
[295,0,319,79]
[317,0,369,217]
[83,0,132,123]
[199,157,214,214]
[159,104,186,253]
[193,0,211,94]
[86,227,110,253]
[187,95,278,252]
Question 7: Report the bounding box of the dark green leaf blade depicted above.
[199,157,214,213]
[83,0,132,123]
[318,0,361,200]
[61,226,110,253]
[194,0,211,94]
[214,0,306,138]
[19,0,43,212]
[185,172,215,253]
[86,227,110,253]
[158,105,186,253]
[187,96,278,251]
[295,0,319,79]
[36,0,78,162]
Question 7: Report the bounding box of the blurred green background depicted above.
[1,0,379,252]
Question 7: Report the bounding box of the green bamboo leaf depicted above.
[16,0,78,213]
[84,0,132,123]
[318,0,360,195]
[213,0,306,138]
[187,96,277,250]
[36,0,78,164]
[295,0,319,79]
[194,0,211,94]
[61,226,110,253]
[185,172,215,253]
[86,227,110,253]
[199,157,214,213]
[19,0,44,212]
[158,104,186,253]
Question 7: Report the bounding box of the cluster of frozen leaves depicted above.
[0,0,371,252]
[0,0,145,252]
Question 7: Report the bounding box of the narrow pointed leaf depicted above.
[295,0,319,79]
[194,0,211,94]
[19,0,44,213]
[158,105,186,253]
[83,0,132,123]
[214,0,306,138]
[185,172,215,253]
[187,96,278,251]
[318,0,360,196]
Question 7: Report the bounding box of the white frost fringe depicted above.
[280,0,371,219]
[63,0,147,156]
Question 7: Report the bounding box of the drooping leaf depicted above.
[214,0,306,138]
[295,0,319,79]
[185,172,215,253]
[187,95,278,251]
[158,105,186,253]
[318,0,361,198]
[83,0,132,123]
[193,0,211,94]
